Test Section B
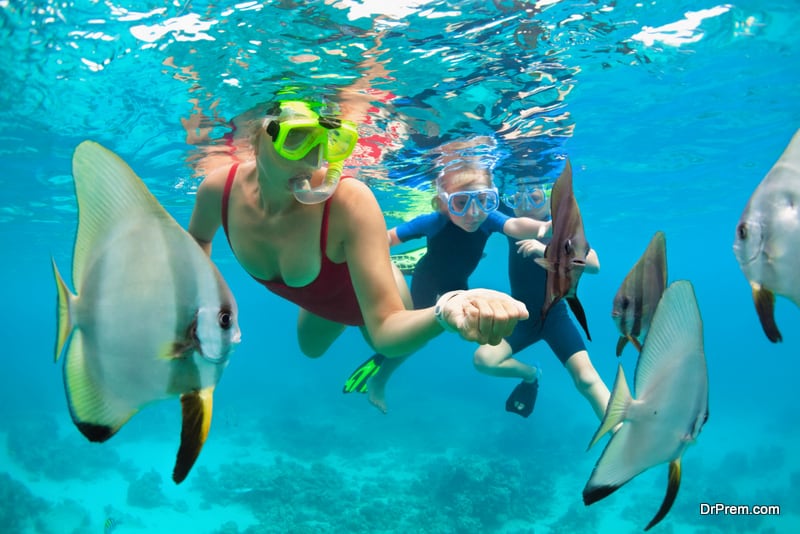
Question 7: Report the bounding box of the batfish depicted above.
[52,141,241,484]
[734,128,800,342]
[535,158,592,340]
[583,280,709,531]
[611,231,667,356]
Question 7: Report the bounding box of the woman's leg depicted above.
[297,309,347,358]
[364,265,413,413]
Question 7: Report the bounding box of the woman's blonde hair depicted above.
[432,159,494,212]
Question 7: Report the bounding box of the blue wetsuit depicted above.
[502,206,586,365]
[395,211,509,308]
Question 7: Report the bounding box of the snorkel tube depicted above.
[292,159,344,205]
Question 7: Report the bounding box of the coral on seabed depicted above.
[193,456,354,532]
[411,453,527,533]
[5,414,131,481]
[127,469,168,509]
[0,472,49,532]
[192,450,545,533]
[211,520,241,534]
[34,499,92,534]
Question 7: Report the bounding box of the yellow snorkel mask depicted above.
[265,101,359,204]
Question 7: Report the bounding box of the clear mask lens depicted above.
[442,188,499,216]
[269,118,358,163]
[502,185,548,210]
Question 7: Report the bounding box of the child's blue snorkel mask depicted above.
[502,182,552,211]
[265,100,358,204]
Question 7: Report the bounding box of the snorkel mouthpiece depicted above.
[292,160,344,205]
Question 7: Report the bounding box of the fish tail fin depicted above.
[567,296,591,340]
[587,364,631,450]
[173,386,215,484]
[64,331,137,442]
[52,258,75,362]
[645,458,682,531]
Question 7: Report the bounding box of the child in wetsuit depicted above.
[343,159,548,394]
[472,167,610,420]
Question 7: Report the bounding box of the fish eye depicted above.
[736,222,748,240]
[564,239,573,255]
[620,296,630,309]
[218,309,233,330]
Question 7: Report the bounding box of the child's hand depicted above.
[537,220,552,239]
[516,239,546,258]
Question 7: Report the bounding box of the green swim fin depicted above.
[343,354,385,394]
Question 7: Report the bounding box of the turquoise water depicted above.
[2,0,800,532]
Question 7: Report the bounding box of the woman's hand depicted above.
[436,289,528,346]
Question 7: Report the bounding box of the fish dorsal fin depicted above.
[767,129,800,184]
[646,231,668,291]
[549,159,572,229]
[633,280,703,393]
[70,141,177,287]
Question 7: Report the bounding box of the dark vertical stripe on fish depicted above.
[631,262,644,339]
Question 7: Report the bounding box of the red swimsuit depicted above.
[221,164,364,326]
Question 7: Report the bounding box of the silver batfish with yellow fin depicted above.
[535,158,592,340]
[583,280,708,531]
[52,141,241,484]
[734,128,800,342]
[611,231,667,356]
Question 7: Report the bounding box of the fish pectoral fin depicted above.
[751,282,782,342]
[52,258,76,362]
[533,257,555,271]
[587,364,631,450]
[645,458,682,531]
[162,314,201,360]
[173,386,214,484]
[162,340,193,360]
[64,331,137,442]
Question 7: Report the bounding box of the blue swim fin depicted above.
[505,379,539,418]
